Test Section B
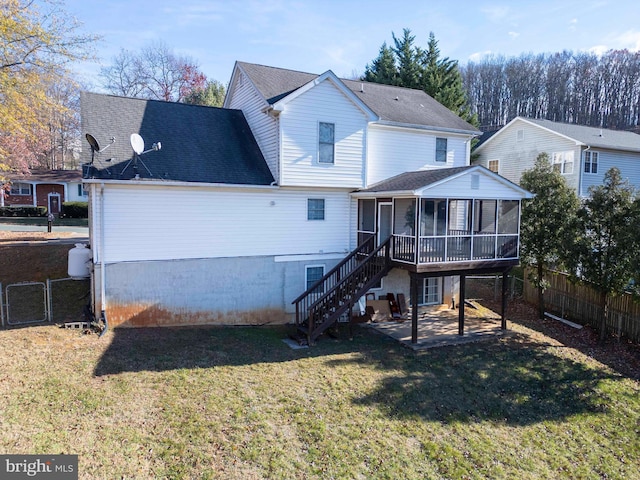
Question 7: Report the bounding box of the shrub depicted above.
[61,201,88,218]
[0,206,47,217]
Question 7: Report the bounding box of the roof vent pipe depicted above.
[360,83,364,93]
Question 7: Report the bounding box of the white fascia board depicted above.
[414,165,534,199]
[475,116,582,153]
[375,120,481,137]
[272,70,379,121]
[351,190,415,198]
[517,117,585,146]
[224,62,271,110]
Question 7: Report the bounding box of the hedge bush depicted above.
[0,206,47,217]
[61,201,88,218]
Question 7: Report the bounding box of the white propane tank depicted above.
[68,243,91,279]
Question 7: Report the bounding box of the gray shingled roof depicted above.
[358,166,473,193]
[81,92,275,185]
[9,170,82,183]
[236,62,479,134]
[524,118,640,152]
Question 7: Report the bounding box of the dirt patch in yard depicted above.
[478,288,640,381]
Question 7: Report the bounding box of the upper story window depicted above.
[318,122,335,164]
[435,138,447,162]
[584,151,598,174]
[10,182,31,195]
[307,198,325,220]
[552,151,574,175]
[488,159,499,173]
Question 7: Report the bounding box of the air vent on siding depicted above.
[471,174,480,190]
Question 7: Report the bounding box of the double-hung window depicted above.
[435,138,447,162]
[584,151,598,174]
[307,198,325,220]
[10,183,31,195]
[306,265,325,295]
[318,122,335,164]
[552,151,574,174]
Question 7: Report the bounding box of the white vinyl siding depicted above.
[91,184,352,263]
[367,125,469,186]
[227,70,279,180]
[580,149,640,196]
[279,79,367,188]
[476,119,581,191]
[415,170,527,200]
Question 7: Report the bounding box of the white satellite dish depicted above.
[130,133,145,155]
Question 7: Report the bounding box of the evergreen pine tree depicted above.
[519,153,580,319]
[363,29,477,124]
[363,42,398,85]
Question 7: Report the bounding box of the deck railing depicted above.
[392,232,519,265]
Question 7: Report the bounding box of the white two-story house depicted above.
[81,61,531,344]
[474,117,640,197]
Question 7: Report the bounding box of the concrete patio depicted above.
[365,302,510,350]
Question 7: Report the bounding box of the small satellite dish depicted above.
[130,133,145,155]
[86,133,101,152]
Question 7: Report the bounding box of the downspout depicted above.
[99,182,108,337]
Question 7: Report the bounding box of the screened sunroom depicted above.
[353,166,533,274]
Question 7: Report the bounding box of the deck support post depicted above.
[459,274,466,336]
[411,273,418,344]
[501,268,511,330]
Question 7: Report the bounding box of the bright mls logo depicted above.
[0,455,78,479]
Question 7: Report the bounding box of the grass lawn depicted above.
[1,319,638,479]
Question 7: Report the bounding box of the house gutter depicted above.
[82,179,279,190]
[374,120,481,137]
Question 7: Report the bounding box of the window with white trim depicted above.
[552,151,574,174]
[584,151,598,174]
[10,183,31,195]
[488,159,499,173]
[77,184,88,196]
[305,265,325,294]
[435,138,447,162]
[307,198,325,220]
[318,122,335,164]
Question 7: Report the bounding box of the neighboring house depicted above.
[81,61,531,343]
[1,170,85,214]
[474,116,640,197]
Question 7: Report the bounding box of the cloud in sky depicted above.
[508,31,520,39]
[616,30,640,51]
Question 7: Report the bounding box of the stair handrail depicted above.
[306,237,391,312]
[291,235,376,305]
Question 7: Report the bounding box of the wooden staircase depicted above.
[292,236,391,345]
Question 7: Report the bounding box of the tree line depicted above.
[461,50,640,131]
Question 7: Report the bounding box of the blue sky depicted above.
[66,0,640,90]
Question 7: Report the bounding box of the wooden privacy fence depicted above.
[523,268,640,343]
